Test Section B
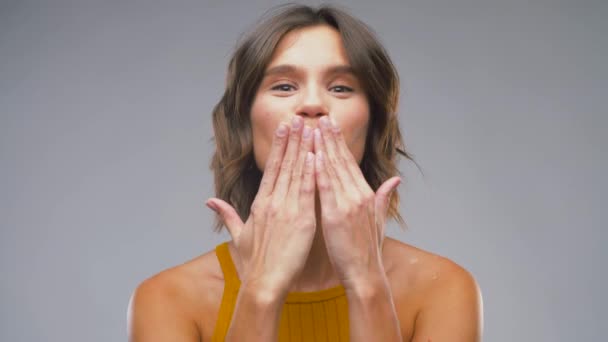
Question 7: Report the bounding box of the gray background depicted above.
[1,0,606,341]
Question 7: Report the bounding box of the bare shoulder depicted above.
[382,237,483,341]
[383,237,479,291]
[127,246,226,341]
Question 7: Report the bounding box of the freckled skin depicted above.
[250,25,370,171]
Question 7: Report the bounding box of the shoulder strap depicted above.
[212,242,242,342]
[215,241,241,286]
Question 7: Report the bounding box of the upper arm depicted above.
[410,264,484,342]
[127,277,201,342]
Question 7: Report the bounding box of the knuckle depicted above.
[268,201,281,216]
[300,138,312,150]
[259,179,271,189]
[354,196,367,210]
[343,206,357,219]
[273,134,286,146]
[267,158,281,171]
[289,178,301,190]
[301,182,314,194]
[304,164,314,176]
[339,153,350,164]
[280,159,294,171]
[325,214,339,225]
[329,155,341,166]
[301,218,316,229]
[289,131,301,141]
[363,192,375,203]
[318,181,331,191]
[292,162,304,175]
[250,200,262,215]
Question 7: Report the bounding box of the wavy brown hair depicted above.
[210,4,422,232]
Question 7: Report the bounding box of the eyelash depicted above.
[270,84,354,93]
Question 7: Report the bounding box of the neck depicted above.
[288,192,341,293]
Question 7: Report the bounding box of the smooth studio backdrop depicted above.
[1,0,606,341]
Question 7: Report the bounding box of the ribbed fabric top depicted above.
[212,242,350,341]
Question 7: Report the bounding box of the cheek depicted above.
[339,101,370,163]
[349,119,369,164]
[250,96,284,171]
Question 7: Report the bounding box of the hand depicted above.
[206,116,317,297]
[313,116,401,288]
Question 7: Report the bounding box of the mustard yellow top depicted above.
[212,242,350,341]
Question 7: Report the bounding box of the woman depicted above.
[128,4,483,341]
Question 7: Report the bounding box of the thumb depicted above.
[374,176,401,219]
[206,198,244,240]
[374,177,401,249]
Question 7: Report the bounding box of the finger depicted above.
[374,176,401,223]
[257,122,290,198]
[288,124,313,198]
[206,198,245,240]
[273,116,304,200]
[375,176,401,213]
[319,116,353,191]
[299,151,316,213]
[315,151,337,211]
[374,177,401,249]
[314,127,342,194]
[330,118,373,195]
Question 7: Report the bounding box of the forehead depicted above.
[267,24,350,69]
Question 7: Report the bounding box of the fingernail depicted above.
[205,201,217,211]
[330,117,340,132]
[303,125,311,138]
[394,177,402,187]
[292,116,302,129]
[320,116,330,128]
[314,128,321,140]
[306,151,314,163]
[276,123,288,137]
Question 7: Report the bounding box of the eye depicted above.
[271,84,296,92]
[330,85,354,93]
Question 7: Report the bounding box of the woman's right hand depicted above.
[206,116,316,299]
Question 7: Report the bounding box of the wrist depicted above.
[227,278,286,341]
[241,279,288,306]
[343,269,390,300]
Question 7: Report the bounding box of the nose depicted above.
[295,86,328,121]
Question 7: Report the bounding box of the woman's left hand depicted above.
[313,116,401,290]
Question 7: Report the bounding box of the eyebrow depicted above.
[263,64,356,77]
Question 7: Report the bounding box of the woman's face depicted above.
[250,24,370,171]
